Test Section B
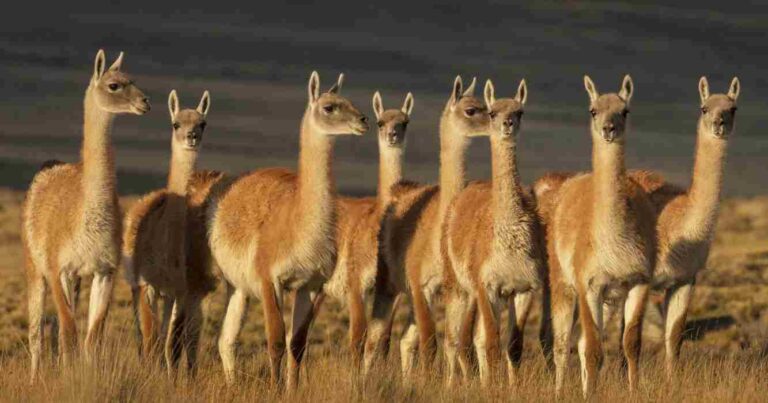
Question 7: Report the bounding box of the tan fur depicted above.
[628,77,739,376]
[123,90,216,373]
[536,75,656,397]
[380,76,490,375]
[443,79,544,385]
[324,92,413,367]
[207,72,367,387]
[22,50,149,381]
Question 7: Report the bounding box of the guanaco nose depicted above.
[602,123,617,142]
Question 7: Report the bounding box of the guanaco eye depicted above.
[489,111,497,119]
[200,122,207,130]
[172,122,180,130]
[701,106,708,114]
[621,109,629,117]
[401,121,409,131]
[731,106,738,114]
[465,108,477,117]
[108,83,120,91]
[590,108,597,118]
[518,110,524,117]
[323,105,335,113]
[377,120,384,128]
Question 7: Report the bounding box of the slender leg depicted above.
[347,289,367,363]
[164,298,186,372]
[577,284,603,400]
[183,296,204,375]
[475,292,502,386]
[551,289,575,397]
[363,290,399,373]
[132,285,161,359]
[414,287,438,371]
[443,289,471,386]
[218,287,248,384]
[623,283,649,392]
[539,281,554,370]
[50,268,77,365]
[286,286,322,389]
[507,291,533,384]
[260,279,286,386]
[664,283,693,376]
[27,267,47,383]
[399,297,419,378]
[84,270,115,355]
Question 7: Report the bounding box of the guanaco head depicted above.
[90,49,150,115]
[484,79,527,139]
[168,90,210,152]
[306,71,368,136]
[372,91,414,148]
[698,76,739,139]
[583,75,633,144]
[443,76,490,137]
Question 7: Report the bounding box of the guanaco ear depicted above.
[108,51,124,72]
[462,77,477,97]
[402,92,414,116]
[584,75,598,103]
[619,74,633,105]
[516,79,528,106]
[328,73,344,94]
[197,90,211,117]
[168,90,179,121]
[727,77,740,102]
[93,49,106,81]
[698,76,710,105]
[483,79,495,109]
[449,75,463,106]
[372,91,384,120]
[308,71,321,104]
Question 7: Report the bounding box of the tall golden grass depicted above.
[1,190,767,402]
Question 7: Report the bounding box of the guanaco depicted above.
[23,50,149,381]
[535,75,656,397]
[123,90,218,373]
[207,72,368,387]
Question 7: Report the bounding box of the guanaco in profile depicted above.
[324,91,413,369]
[207,72,368,387]
[380,76,489,376]
[535,75,656,398]
[23,50,150,381]
[123,90,219,373]
[628,76,740,375]
[443,79,544,385]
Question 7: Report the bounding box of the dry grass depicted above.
[1,188,767,401]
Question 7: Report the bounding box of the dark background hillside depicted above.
[0,1,765,195]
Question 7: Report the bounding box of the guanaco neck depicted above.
[376,142,403,210]
[490,135,526,231]
[684,123,728,237]
[297,109,335,229]
[438,115,469,217]
[81,84,117,216]
[592,138,628,236]
[164,143,198,261]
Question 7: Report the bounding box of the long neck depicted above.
[490,135,525,226]
[164,146,197,260]
[377,143,403,209]
[685,124,727,236]
[438,116,468,215]
[81,86,117,209]
[592,139,627,228]
[298,110,335,225]
[167,147,197,197]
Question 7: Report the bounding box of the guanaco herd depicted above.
[21,50,740,398]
